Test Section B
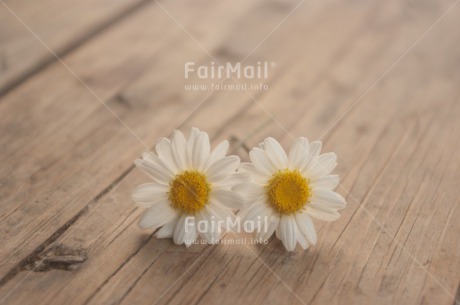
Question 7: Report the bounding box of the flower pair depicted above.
[132,128,346,251]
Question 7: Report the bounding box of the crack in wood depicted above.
[22,244,87,272]
[454,283,460,305]
[0,206,89,286]
[0,164,135,286]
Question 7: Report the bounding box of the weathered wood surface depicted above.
[0,0,459,304]
[0,0,156,95]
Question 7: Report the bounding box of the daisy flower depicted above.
[236,137,346,251]
[132,128,245,247]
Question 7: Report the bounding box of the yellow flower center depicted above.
[169,170,211,214]
[265,169,311,214]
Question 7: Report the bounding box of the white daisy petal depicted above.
[171,130,188,169]
[306,204,341,221]
[196,208,220,243]
[186,127,200,168]
[263,137,288,168]
[278,215,297,251]
[312,189,346,209]
[172,217,185,245]
[184,225,198,247]
[238,163,269,184]
[156,217,179,238]
[132,183,168,207]
[311,175,340,190]
[192,131,210,170]
[295,213,317,245]
[208,208,226,242]
[205,140,229,170]
[206,202,235,232]
[232,183,264,203]
[206,156,240,182]
[295,223,310,250]
[238,162,256,174]
[256,212,278,242]
[173,214,197,246]
[301,141,322,171]
[134,157,171,185]
[306,152,337,178]
[195,210,211,242]
[308,141,322,158]
[140,150,157,164]
[214,172,251,188]
[288,137,309,169]
[240,201,272,231]
[155,138,179,173]
[138,202,177,229]
[275,224,281,239]
[249,148,274,175]
[211,189,245,210]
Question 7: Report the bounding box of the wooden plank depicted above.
[112,1,460,305]
[196,2,460,305]
[0,0,156,95]
[1,0,459,305]
[0,0,260,284]
[0,0,345,302]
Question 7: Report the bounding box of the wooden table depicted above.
[1,0,459,304]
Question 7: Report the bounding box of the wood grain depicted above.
[0,0,459,305]
[0,0,156,95]
[0,0,258,282]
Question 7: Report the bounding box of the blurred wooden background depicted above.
[1,0,459,304]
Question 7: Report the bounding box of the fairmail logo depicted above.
[184,61,276,79]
